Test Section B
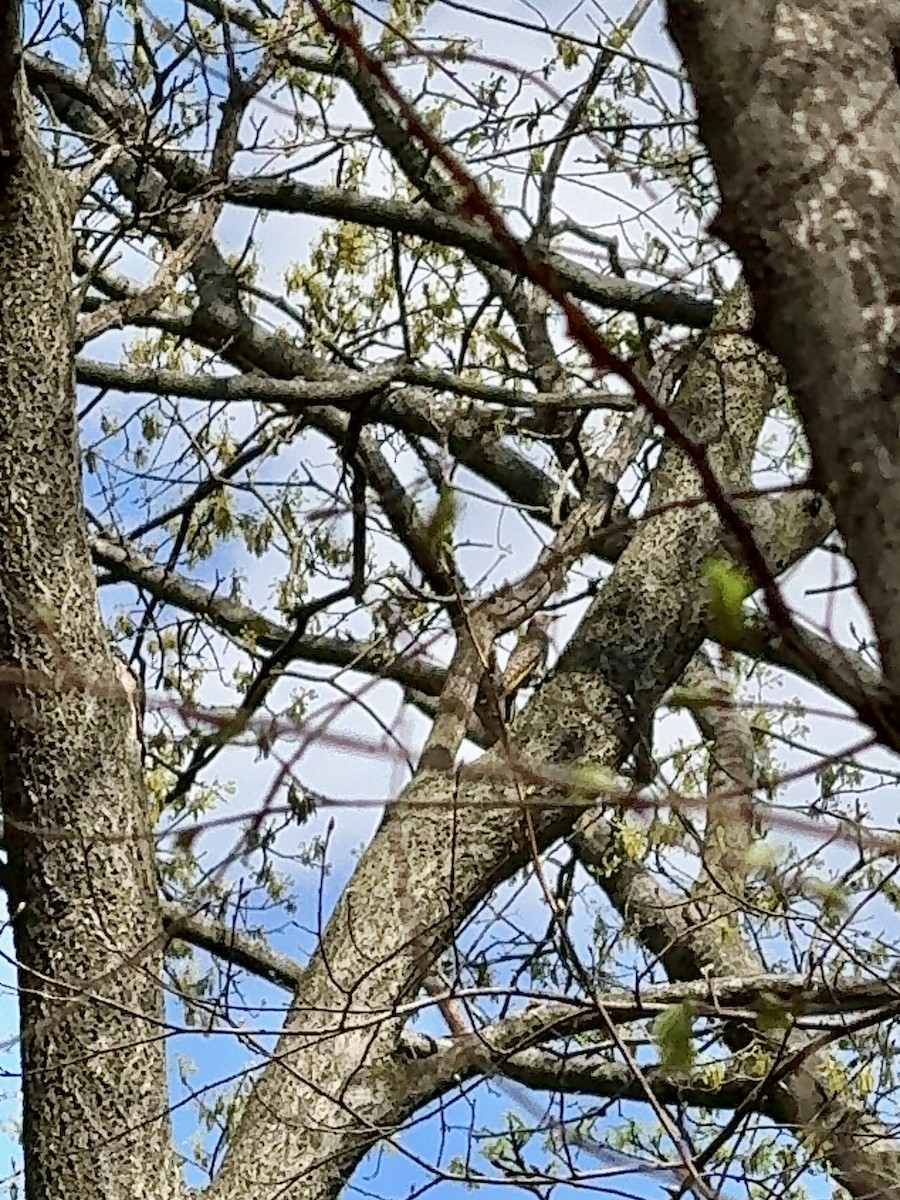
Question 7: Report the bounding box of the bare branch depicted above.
[684,653,758,890]
[161,901,306,992]
[574,809,900,1200]
[76,356,634,414]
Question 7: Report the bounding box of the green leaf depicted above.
[805,874,850,920]
[755,990,792,1032]
[745,840,783,871]
[668,684,720,711]
[569,763,622,792]
[703,557,753,638]
[651,1002,695,1073]
[424,484,458,556]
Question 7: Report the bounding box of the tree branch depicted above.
[75,356,634,414]
[26,50,715,331]
[161,901,306,992]
[574,807,900,1200]
[90,532,448,695]
[203,282,780,1200]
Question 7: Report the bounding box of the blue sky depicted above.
[0,2,896,1198]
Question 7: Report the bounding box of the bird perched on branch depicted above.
[498,613,552,720]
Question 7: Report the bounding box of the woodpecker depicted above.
[109,642,146,766]
[498,613,552,720]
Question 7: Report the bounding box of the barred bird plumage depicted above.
[498,613,552,720]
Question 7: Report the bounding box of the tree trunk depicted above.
[0,76,180,1200]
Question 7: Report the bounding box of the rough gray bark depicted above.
[3,8,897,1199]
[0,76,180,1200]
[666,0,900,691]
[205,285,781,1200]
[574,646,900,1199]
[575,808,900,1198]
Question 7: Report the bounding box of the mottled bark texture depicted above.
[0,78,180,1200]
[575,801,900,1199]
[666,0,900,690]
[574,645,900,1199]
[205,285,782,1200]
[0,24,874,1200]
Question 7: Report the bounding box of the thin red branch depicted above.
[308,2,898,748]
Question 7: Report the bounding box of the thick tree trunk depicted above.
[206,284,781,1200]
[666,0,900,691]
[0,78,179,1200]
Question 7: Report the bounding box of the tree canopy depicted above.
[1,3,900,1200]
